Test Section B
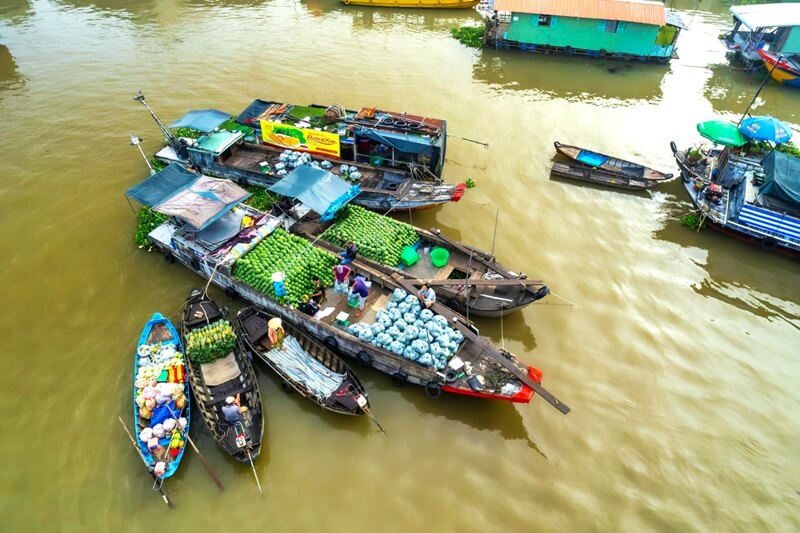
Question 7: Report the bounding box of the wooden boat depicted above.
[670,141,800,258]
[553,141,674,189]
[237,306,370,415]
[133,313,190,480]
[292,208,550,318]
[137,94,464,211]
[757,49,800,88]
[180,290,264,462]
[342,0,479,7]
[141,208,570,414]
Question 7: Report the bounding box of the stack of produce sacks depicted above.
[275,150,337,176]
[347,289,464,370]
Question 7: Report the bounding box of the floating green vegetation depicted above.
[173,127,202,139]
[466,178,476,188]
[135,207,168,249]
[242,185,278,212]
[151,158,167,172]
[451,25,485,48]
[681,212,704,231]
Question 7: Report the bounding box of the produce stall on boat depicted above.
[135,96,465,211]
[552,141,674,190]
[132,313,190,480]
[290,200,550,317]
[125,166,570,413]
[181,290,265,463]
[237,306,370,416]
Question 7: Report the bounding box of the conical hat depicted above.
[268,317,282,330]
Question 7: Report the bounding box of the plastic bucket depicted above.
[430,247,449,268]
[400,246,419,267]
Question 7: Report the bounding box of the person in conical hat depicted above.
[267,317,285,349]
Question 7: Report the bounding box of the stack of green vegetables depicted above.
[186,319,237,364]
[232,228,338,307]
[322,205,419,266]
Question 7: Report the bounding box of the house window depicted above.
[605,20,619,33]
[538,14,552,26]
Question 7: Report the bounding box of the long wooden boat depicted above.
[133,313,190,480]
[137,94,465,211]
[670,141,800,258]
[342,0,479,7]
[180,290,264,462]
[143,208,570,414]
[292,207,550,318]
[757,49,800,88]
[553,141,674,189]
[237,306,370,415]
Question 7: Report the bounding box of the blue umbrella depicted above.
[740,116,793,144]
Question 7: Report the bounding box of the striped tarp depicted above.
[737,204,800,243]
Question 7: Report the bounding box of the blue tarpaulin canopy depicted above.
[760,150,800,207]
[126,163,251,230]
[269,166,360,221]
[354,127,433,155]
[236,99,275,127]
[168,109,232,133]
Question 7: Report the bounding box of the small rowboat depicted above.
[553,141,674,189]
[133,313,190,480]
[181,289,264,463]
[757,49,800,88]
[237,306,370,416]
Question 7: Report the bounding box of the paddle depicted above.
[164,404,224,492]
[246,450,263,496]
[363,406,387,437]
[117,416,174,509]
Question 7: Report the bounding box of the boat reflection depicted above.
[337,3,478,33]
[704,63,800,124]
[655,202,800,322]
[472,51,667,104]
[0,44,24,96]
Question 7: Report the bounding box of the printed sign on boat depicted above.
[260,120,340,158]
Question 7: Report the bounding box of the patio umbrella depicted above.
[740,116,793,144]
[696,120,747,147]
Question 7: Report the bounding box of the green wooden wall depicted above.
[506,14,661,56]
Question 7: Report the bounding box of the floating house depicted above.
[720,3,800,67]
[485,0,686,63]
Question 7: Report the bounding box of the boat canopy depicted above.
[730,4,800,30]
[760,150,800,207]
[268,166,360,221]
[168,109,231,133]
[353,126,434,155]
[127,163,251,230]
[191,130,243,155]
[236,99,273,126]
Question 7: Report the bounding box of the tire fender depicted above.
[324,336,339,351]
[164,253,175,264]
[390,371,407,387]
[425,381,442,398]
[379,199,392,211]
[281,381,294,394]
[444,369,459,384]
[356,350,372,367]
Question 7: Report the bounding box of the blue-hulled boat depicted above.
[553,141,674,189]
[670,142,800,258]
[133,313,190,480]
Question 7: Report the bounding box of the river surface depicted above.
[1,0,799,530]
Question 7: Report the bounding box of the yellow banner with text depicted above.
[260,120,340,158]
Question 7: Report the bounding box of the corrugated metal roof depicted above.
[665,10,687,30]
[730,4,800,30]
[492,0,666,27]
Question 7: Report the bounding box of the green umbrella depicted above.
[696,120,747,147]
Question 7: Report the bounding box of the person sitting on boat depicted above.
[267,317,285,349]
[222,395,243,424]
[417,284,436,309]
[309,276,326,305]
[298,295,319,317]
[332,264,352,301]
[339,241,358,265]
[348,276,370,317]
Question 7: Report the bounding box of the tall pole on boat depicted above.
[737,55,783,126]
[130,135,155,175]
[133,91,179,148]
[490,208,499,256]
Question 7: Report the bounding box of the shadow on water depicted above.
[0,1,33,23]
[548,171,653,199]
[656,199,800,324]
[314,0,478,30]
[704,63,800,124]
[0,44,24,94]
[472,50,668,104]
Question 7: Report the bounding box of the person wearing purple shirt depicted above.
[349,276,370,317]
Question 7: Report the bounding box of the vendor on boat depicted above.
[222,394,243,424]
[309,276,326,305]
[267,317,285,349]
[417,283,436,309]
[339,241,358,265]
[348,276,370,317]
[332,264,352,302]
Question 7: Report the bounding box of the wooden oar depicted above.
[246,450,263,496]
[117,416,174,509]
[363,406,387,436]
[165,405,224,492]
